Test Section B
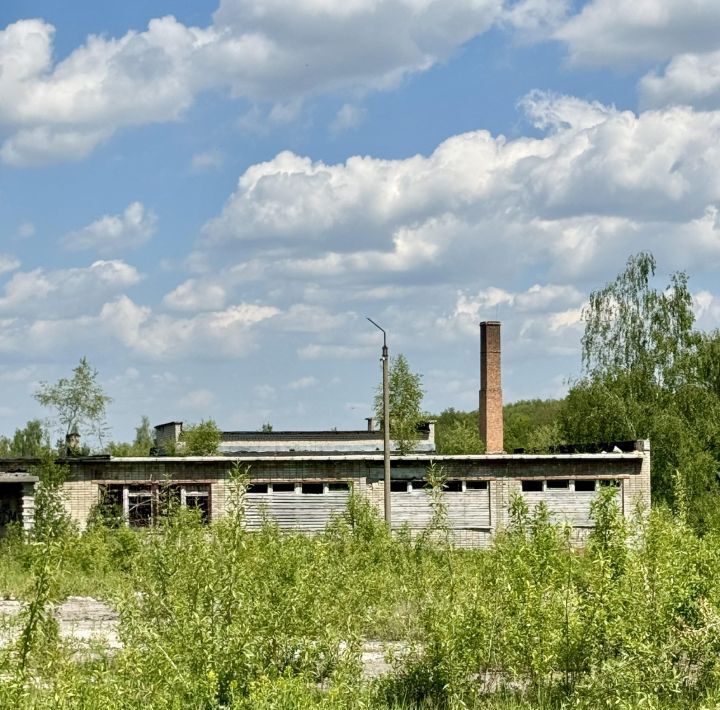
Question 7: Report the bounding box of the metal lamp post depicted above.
[366,317,391,528]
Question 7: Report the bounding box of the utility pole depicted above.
[367,317,391,528]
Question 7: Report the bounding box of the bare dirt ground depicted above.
[0,597,399,677]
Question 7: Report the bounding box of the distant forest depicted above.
[433,398,565,456]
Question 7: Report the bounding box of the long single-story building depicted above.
[0,322,651,544]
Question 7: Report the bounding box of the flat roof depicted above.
[108,452,645,463]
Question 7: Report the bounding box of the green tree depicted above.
[563,252,720,531]
[34,357,112,450]
[107,415,155,456]
[581,251,695,396]
[434,408,484,454]
[180,419,221,456]
[133,415,154,454]
[374,353,424,454]
[0,419,51,457]
[504,399,565,452]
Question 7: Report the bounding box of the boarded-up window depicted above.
[522,480,543,492]
[392,476,491,531]
[246,479,351,532]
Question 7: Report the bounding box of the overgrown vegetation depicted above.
[179,419,222,455]
[2,464,720,708]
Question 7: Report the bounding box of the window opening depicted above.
[301,482,323,495]
[157,485,181,517]
[327,482,350,492]
[574,479,597,492]
[247,483,269,494]
[390,480,409,492]
[101,483,210,527]
[546,479,569,489]
[445,480,463,492]
[465,480,488,490]
[409,479,428,492]
[599,479,621,487]
[127,486,153,527]
[272,482,295,493]
[185,487,209,522]
[521,480,543,492]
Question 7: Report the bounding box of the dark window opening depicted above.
[445,480,463,492]
[0,483,24,530]
[600,479,621,487]
[97,486,124,527]
[409,479,428,491]
[127,487,153,527]
[546,479,569,489]
[272,482,295,493]
[301,483,323,495]
[465,480,488,490]
[185,492,209,523]
[158,485,181,516]
[103,483,210,527]
[574,479,597,492]
[522,480,543,492]
[390,480,409,492]
[327,482,350,493]
[247,483,269,494]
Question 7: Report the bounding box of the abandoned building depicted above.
[0,322,651,545]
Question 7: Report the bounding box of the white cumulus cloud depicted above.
[162,279,227,312]
[63,202,157,254]
[0,260,142,318]
[0,0,506,165]
[555,0,720,66]
[640,50,720,110]
[197,95,720,293]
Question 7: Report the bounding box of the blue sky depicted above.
[2,0,720,445]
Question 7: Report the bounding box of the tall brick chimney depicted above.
[479,321,504,453]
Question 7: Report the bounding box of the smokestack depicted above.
[479,321,503,453]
